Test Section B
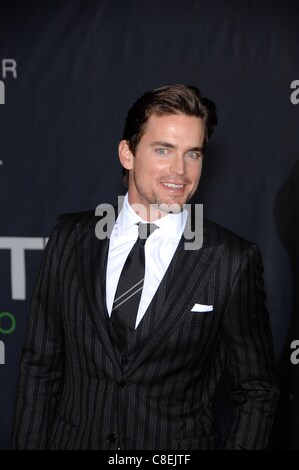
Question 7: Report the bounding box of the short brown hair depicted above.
[121,84,217,183]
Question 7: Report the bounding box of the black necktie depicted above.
[111,222,157,349]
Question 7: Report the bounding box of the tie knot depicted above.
[138,222,158,241]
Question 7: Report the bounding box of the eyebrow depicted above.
[150,141,204,153]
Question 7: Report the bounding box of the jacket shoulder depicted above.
[204,218,257,253]
[54,210,99,233]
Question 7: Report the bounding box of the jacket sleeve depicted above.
[11,218,64,449]
[222,244,279,449]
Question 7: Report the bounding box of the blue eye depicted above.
[186,151,201,159]
[156,148,168,155]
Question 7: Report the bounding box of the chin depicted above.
[155,202,184,214]
[159,204,183,214]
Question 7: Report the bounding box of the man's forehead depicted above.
[144,113,204,129]
[142,113,205,137]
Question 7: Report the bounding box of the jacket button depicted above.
[118,379,126,388]
[107,433,117,442]
[121,357,129,367]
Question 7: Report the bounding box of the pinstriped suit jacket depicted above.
[11,210,279,450]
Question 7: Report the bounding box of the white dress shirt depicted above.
[106,193,187,328]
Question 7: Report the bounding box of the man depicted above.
[11,84,278,450]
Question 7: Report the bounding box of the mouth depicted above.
[161,182,185,190]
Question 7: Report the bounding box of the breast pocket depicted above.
[182,310,214,324]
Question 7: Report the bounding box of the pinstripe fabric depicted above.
[11,210,279,450]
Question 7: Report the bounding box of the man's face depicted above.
[119,113,206,220]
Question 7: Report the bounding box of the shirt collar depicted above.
[116,193,187,241]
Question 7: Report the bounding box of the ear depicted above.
[118,140,134,170]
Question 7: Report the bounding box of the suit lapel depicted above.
[124,224,225,376]
[76,221,119,369]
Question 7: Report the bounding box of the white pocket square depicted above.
[191,303,213,313]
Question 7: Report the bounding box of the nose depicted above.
[169,154,186,176]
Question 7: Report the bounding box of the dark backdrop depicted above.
[0,0,298,449]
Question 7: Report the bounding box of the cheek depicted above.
[133,153,151,172]
[197,164,203,178]
[134,154,173,179]
[140,160,165,177]
[188,163,202,182]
